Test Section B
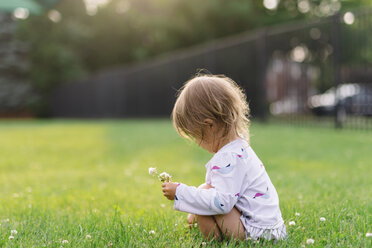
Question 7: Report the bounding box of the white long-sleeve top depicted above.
[174,138,284,229]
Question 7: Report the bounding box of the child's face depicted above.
[196,137,214,153]
[195,119,217,153]
[194,119,239,154]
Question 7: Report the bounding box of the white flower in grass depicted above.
[9,235,14,240]
[366,232,372,237]
[306,238,315,244]
[62,240,69,244]
[295,212,300,216]
[158,172,172,182]
[86,234,92,239]
[160,203,165,208]
[320,217,326,222]
[148,167,157,176]
[11,230,18,235]
[201,241,207,246]
[289,221,296,226]
[149,230,155,235]
[194,223,198,227]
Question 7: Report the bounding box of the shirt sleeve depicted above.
[174,152,244,215]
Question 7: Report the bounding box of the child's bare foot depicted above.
[187,213,196,228]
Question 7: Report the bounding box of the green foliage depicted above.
[16,0,88,115]
[20,0,372,73]
[0,120,371,247]
[14,0,372,115]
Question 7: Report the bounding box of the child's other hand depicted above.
[161,182,179,200]
[187,213,196,228]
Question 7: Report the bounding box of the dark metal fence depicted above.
[51,8,372,129]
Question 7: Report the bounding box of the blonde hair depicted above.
[172,73,250,143]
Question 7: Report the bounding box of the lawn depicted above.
[0,120,371,247]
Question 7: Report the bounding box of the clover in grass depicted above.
[148,167,172,182]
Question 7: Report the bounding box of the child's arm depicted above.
[173,182,240,216]
[163,153,244,216]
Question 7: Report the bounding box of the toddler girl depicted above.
[162,74,286,242]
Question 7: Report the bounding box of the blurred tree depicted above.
[13,0,372,115]
[17,0,88,116]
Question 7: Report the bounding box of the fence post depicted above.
[332,13,343,129]
[256,29,268,121]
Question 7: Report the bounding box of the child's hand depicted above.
[162,182,179,200]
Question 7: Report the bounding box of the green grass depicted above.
[0,120,371,247]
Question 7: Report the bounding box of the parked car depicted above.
[308,83,372,116]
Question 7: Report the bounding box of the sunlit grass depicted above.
[0,120,371,247]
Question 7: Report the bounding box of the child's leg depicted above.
[193,183,245,241]
[197,207,245,241]
[197,215,222,240]
[195,184,245,240]
[191,184,221,240]
[214,207,246,241]
[187,183,213,225]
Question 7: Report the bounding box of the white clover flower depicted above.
[366,232,372,237]
[194,223,198,227]
[295,212,300,216]
[86,234,92,239]
[148,167,157,176]
[149,230,155,235]
[11,230,18,235]
[158,172,172,182]
[9,236,14,240]
[62,240,69,244]
[320,217,326,222]
[201,241,207,246]
[306,238,315,244]
[289,221,296,226]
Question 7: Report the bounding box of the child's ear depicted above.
[203,118,214,128]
